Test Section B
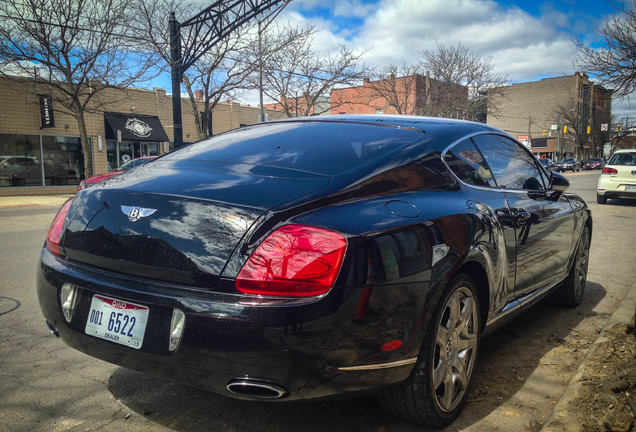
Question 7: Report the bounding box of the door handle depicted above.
[514,210,532,223]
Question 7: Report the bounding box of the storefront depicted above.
[0,133,83,188]
[104,113,169,171]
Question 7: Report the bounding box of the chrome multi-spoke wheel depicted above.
[572,227,590,299]
[378,273,480,427]
[553,225,590,307]
[432,286,479,412]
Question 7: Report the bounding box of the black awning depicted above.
[104,112,170,142]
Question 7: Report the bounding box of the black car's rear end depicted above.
[37,119,452,401]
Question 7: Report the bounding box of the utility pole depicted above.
[556,116,561,162]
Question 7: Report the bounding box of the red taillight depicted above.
[236,225,347,297]
[46,199,73,256]
[602,167,618,175]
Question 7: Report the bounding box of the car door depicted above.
[471,134,575,301]
[444,138,517,317]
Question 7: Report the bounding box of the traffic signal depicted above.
[587,125,591,134]
[617,124,622,132]
[564,126,568,133]
[543,130,546,137]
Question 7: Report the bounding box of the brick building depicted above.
[487,72,612,160]
[0,76,284,196]
[330,74,468,117]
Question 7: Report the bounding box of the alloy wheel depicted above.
[432,286,479,413]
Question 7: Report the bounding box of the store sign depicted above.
[517,135,531,149]
[38,94,55,128]
[125,118,153,138]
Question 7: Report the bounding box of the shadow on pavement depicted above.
[108,281,606,432]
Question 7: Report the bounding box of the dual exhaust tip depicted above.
[226,378,288,399]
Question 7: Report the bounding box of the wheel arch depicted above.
[452,260,490,332]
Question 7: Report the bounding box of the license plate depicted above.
[85,295,149,349]
[626,185,636,191]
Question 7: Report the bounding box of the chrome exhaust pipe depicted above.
[226,378,288,399]
[45,320,60,337]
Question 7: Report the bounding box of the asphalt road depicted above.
[0,172,634,432]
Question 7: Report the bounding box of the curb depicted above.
[0,195,74,208]
[541,280,636,432]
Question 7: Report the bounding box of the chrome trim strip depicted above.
[338,357,418,371]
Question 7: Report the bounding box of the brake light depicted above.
[236,225,347,297]
[46,199,73,255]
[602,167,618,175]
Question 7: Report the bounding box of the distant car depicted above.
[77,156,157,191]
[538,158,555,172]
[555,158,581,172]
[597,149,636,204]
[584,158,605,170]
[38,115,592,427]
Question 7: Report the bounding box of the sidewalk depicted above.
[541,280,636,432]
[0,194,74,208]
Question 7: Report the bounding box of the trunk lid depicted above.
[61,160,331,288]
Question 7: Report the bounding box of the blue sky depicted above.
[162,0,633,118]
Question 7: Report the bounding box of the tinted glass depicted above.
[472,134,546,190]
[164,122,426,176]
[444,139,496,187]
[608,152,636,166]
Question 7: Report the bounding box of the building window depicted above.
[376,109,384,114]
[0,133,83,187]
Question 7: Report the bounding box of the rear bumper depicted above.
[597,177,636,199]
[37,248,422,401]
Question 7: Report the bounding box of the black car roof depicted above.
[269,115,506,151]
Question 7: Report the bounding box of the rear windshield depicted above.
[164,121,426,175]
[608,152,636,166]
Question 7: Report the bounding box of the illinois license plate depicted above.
[85,294,149,349]
[625,185,636,191]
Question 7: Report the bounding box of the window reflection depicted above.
[445,139,496,187]
[0,133,82,187]
[472,135,545,190]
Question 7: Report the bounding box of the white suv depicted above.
[597,149,636,204]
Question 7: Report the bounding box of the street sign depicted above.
[601,124,608,131]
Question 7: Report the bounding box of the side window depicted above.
[444,139,496,188]
[472,134,546,190]
[472,135,545,190]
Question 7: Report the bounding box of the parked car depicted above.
[538,158,555,172]
[597,149,636,204]
[584,158,605,170]
[555,157,581,172]
[38,116,591,427]
[77,156,157,191]
[0,155,42,186]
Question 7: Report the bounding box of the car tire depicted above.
[553,225,590,307]
[378,273,480,426]
[596,194,607,204]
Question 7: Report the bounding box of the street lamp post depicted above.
[167,0,289,149]
[169,12,183,149]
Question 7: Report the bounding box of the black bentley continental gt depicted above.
[37,115,591,427]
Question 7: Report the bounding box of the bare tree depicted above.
[132,0,261,141]
[554,100,591,160]
[420,43,508,121]
[258,24,369,117]
[575,1,636,97]
[0,0,157,177]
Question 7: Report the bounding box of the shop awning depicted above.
[104,113,170,142]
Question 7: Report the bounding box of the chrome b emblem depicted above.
[121,205,157,222]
